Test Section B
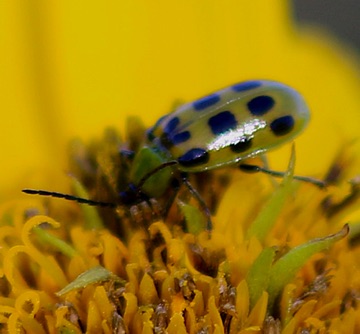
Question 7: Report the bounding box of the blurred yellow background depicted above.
[1,1,360,197]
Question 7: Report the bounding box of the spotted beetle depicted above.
[148,80,308,171]
[23,80,325,230]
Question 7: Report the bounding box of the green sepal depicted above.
[56,266,123,296]
[33,227,77,258]
[246,247,276,309]
[267,224,349,311]
[246,146,296,241]
[179,201,207,235]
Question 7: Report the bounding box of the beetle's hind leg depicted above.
[181,175,213,231]
[160,177,182,222]
[238,163,326,188]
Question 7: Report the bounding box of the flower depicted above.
[1,1,360,333]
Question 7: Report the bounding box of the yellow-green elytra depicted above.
[146,80,309,173]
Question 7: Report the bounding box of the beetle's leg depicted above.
[238,164,326,188]
[161,177,182,221]
[181,175,213,231]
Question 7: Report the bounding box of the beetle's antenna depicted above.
[136,160,178,190]
[22,189,116,207]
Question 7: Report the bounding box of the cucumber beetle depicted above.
[23,80,325,230]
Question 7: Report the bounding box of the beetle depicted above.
[23,80,325,230]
